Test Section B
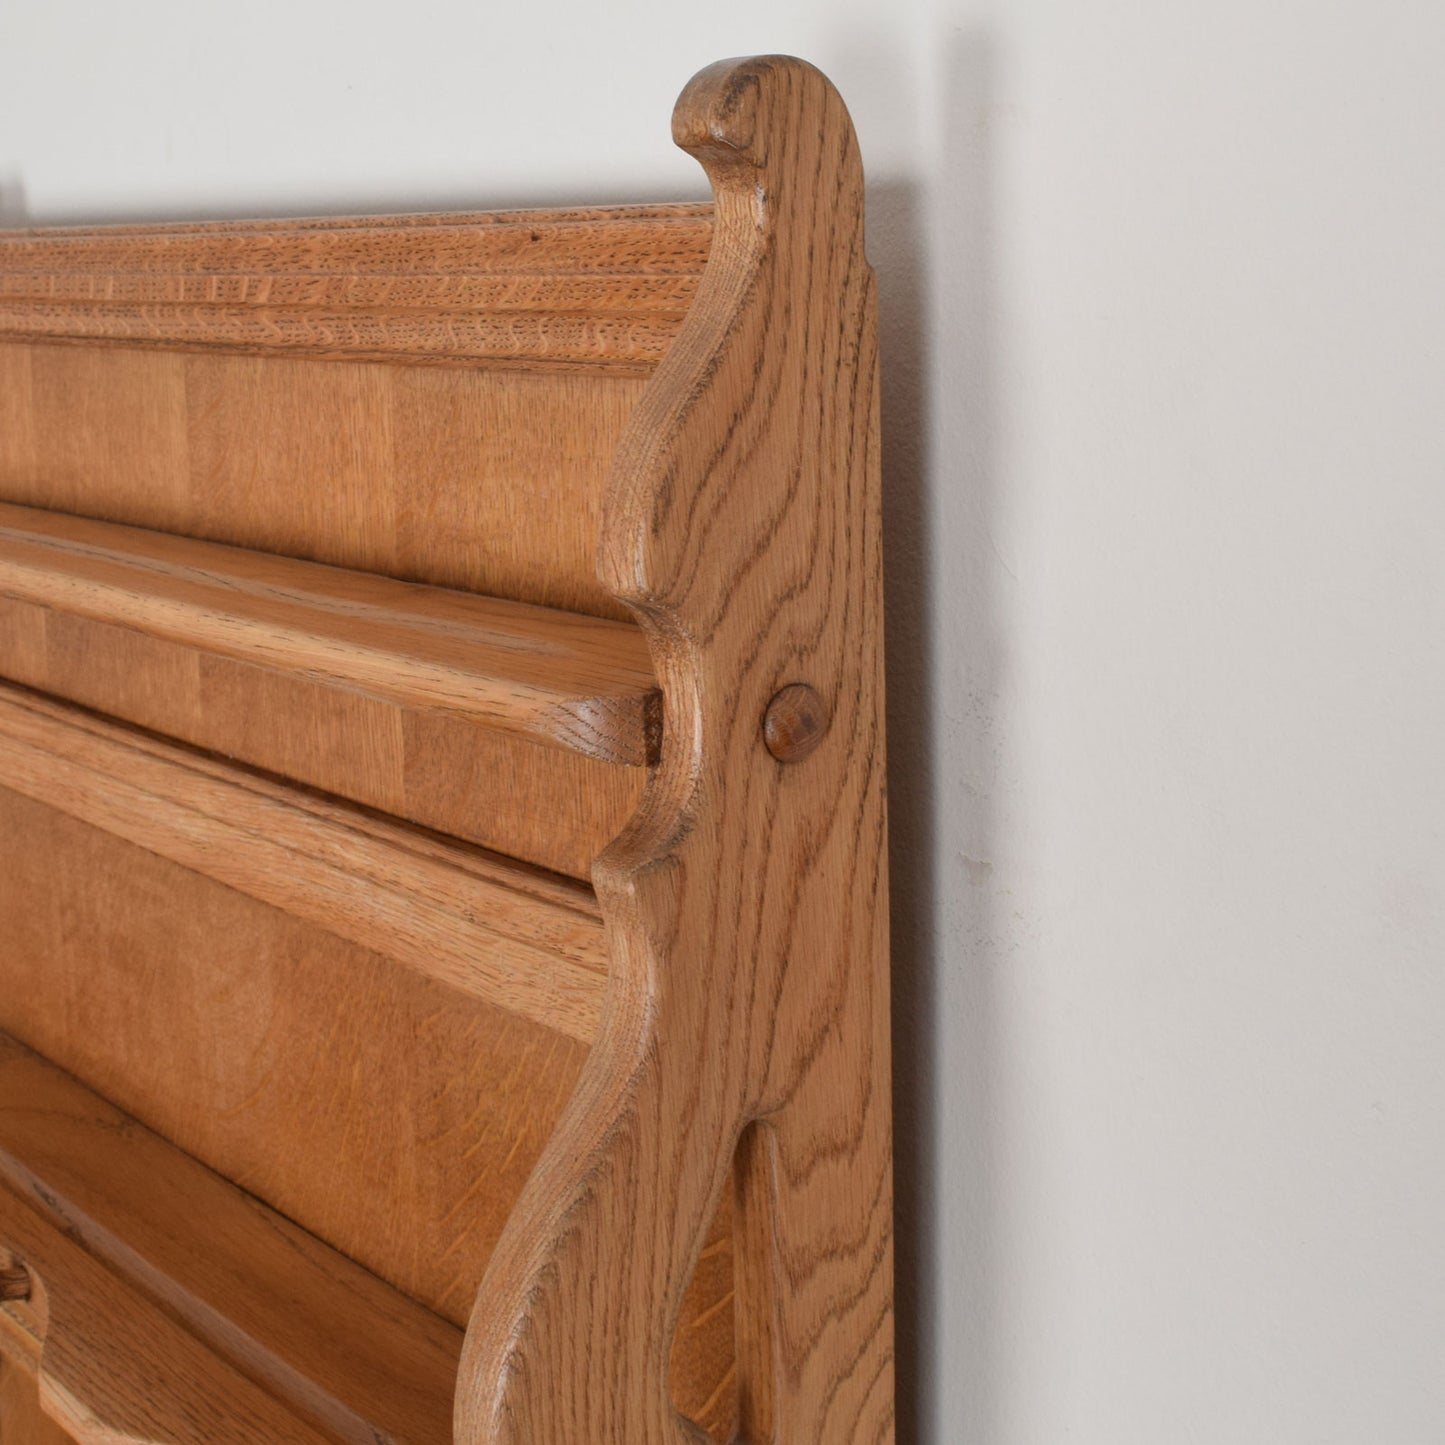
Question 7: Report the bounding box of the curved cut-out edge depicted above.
[457,55,894,1445]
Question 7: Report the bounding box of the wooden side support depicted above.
[458,56,895,1444]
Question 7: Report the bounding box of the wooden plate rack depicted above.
[0,55,895,1445]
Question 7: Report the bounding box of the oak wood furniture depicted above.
[0,55,894,1444]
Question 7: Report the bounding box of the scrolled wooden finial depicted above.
[461,55,892,1445]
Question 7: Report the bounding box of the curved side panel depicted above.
[457,56,894,1445]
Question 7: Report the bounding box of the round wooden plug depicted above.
[762,683,828,763]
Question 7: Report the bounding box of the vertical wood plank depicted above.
[457,55,895,1445]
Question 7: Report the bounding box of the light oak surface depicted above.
[0,1034,460,1445]
[0,344,647,620]
[0,53,890,1445]
[0,591,646,879]
[0,501,660,765]
[0,1354,73,1445]
[0,785,589,1329]
[458,56,895,1445]
[0,206,710,371]
[0,786,736,1438]
[0,684,610,1041]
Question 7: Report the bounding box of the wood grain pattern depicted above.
[0,54,892,1445]
[0,1209,339,1445]
[0,786,590,1332]
[0,206,712,372]
[0,1033,460,1445]
[0,797,736,1436]
[0,594,646,880]
[458,55,894,1445]
[0,502,659,765]
[0,1354,73,1445]
[0,683,609,1041]
[0,344,648,621]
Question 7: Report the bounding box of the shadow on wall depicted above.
[870,26,1000,1445]
[0,172,30,226]
[2,177,710,228]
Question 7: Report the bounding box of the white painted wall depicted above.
[4,1,1442,1440]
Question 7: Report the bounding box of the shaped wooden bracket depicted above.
[457,55,896,1445]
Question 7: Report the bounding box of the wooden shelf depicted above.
[0,1034,462,1445]
[0,502,659,767]
[0,683,611,1043]
[0,204,712,372]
